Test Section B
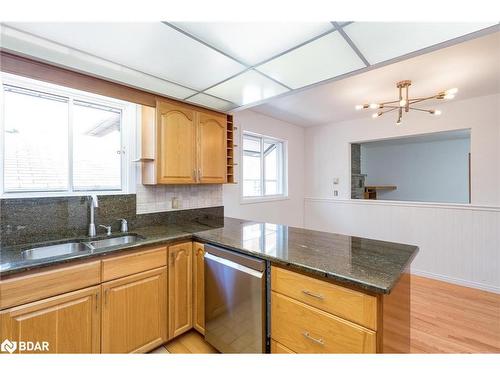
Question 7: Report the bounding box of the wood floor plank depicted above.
[410,275,500,353]
[163,330,218,354]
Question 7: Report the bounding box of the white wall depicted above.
[305,94,500,206]
[223,110,305,227]
[361,136,470,203]
[304,94,500,292]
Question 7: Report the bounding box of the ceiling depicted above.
[253,30,500,126]
[0,22,497,115]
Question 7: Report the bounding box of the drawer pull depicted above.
[302,290,324,300]
[302,331,325,346]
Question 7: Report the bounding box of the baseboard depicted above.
[411,269,500,294]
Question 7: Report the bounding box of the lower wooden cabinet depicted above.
[101,267,167,353]
[192,242,205,334]
[0,286,100,353]
[168,242,193,339]
[271,339,295,354]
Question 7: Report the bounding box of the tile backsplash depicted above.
[136,184,223,214]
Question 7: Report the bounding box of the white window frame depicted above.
[240,131,288,204]
[0,73,136,198]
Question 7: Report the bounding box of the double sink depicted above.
[22,235,143,260]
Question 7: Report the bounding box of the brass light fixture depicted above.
[355,80,458,125]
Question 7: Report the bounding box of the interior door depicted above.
[168,242,193,339]
[197,112,227,183]
[157,100,197,184]
[0,286,100,353]
[101,268,167,353]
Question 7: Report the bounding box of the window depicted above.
[351,129,471,203]
[1,74,133,196]
[242,132,286,200]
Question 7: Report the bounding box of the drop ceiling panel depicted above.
[6,22,246,90]
[205,70,289,106]
[172,22,334,65]
[256,31,366,89]
[344,22,498,64]
[0,25,197,99]
[186,93,234,111]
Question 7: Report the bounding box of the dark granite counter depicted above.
[0,217,418,294]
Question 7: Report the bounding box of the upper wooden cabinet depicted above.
[156,101,197,184]
[197,113,227,183]
[141,100,229,185]
[168,242,193,339]
[0,286,100,353]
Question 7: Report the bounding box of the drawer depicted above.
[271,266,377,330]
[271,292,376,353]
[0,261,101,309]
[271,339,295,354]
[102,246,167,282]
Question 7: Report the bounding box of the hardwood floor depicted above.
[410,275,500,353]
[151,330,218,354]
[151,276,499,354]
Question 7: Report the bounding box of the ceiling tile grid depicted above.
[2,21,498,112]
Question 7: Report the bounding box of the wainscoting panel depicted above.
[304,198,500,293]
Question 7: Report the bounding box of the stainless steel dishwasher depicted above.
[204,244,266,353]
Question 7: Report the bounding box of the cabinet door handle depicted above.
[198,169,201,180]
[104,289,109,307]
[302,331,325,346]
[95,293,99,311]
[302,290,324,300]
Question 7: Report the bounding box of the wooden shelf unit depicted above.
[226,115,236,183]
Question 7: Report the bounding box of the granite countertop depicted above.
[0,217,418,294]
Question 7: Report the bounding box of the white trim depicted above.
[240,196,290,205]
[304,197,500,212]
[411,268,500,294]
[0,72,137,198]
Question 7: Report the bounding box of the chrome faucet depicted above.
[88,195,99,237]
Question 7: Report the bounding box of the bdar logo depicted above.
[1,339,17,354]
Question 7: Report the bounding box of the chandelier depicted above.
[355,80,458,125]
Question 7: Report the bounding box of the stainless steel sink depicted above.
[86,235,141,250]
[22,242,91,260]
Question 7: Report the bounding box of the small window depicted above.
[242,132,286,200]
[1,75,132,196]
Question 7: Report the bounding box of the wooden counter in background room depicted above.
[364,185,397,200]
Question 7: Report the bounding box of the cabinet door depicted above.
[157,101,197,184]
[192,242,205,334]
[0,286,100,353]
[168,242,193,339]
[101,268,167,353]
[197,112,227,183]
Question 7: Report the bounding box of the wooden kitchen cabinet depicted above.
[142,100,230,185]
[101,267,167,353]
[168,242,193,339]
[156,101,197,184]
[197,112,227,183]
[0,286,100,353]
[270,265,377,354]
[192,242,205,334]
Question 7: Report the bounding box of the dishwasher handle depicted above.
[205,252,264,279]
